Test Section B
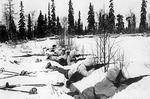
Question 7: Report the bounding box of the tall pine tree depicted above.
[18,1,26,40]
[87,3,95,34]
[37,11,45,38]
[6,0,17,41]
[9,15,17,41]
[77,11,81,35]
[44,14,48,36]
[139,0,147,32]
[27,14,32,39]
[68,0,74,35]
[0,25,8,42]
[47,2,52,36]
[98,10,103,33]
[132,14,136,33]
[51,0,56,35]
[116,14,124,33]
[108,0,115,33]
[56,16,62,35]
[74,21,78,35]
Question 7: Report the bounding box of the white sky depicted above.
[0,0,150,27]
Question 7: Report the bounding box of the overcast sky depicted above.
[0,0,150,27]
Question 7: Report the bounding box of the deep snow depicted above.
[0,35,150,99]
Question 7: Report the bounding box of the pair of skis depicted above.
[0,68,36,79]
[0,82,46,94]
[0,82,64,95]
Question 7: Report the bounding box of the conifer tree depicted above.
[84,26,87,35]
[48,2,51,36]
[0,25,8,42]
[51,0,56,35]
[108,0,115,33]
[132,14,136,33]
[139,0,147,32]
[37,11,45,38]
[27,14,32,39]
[56,16,62,35]
[74,21,78,35]
[18,1,26,40]
[116,14,124,33]
[5,0,17,41]
[9,15,17,41]
[98,11,103,33]
[80,22,83,35]
[44,14,48,36]
[77,11,82,35]
[68,0,74,35]
[87,2,95,34]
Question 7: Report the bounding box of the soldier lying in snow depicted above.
[47,48,87,66]
[47,49,69,66]
[68,66,127,99]
[45,44,64,57]
[46,57,109,84]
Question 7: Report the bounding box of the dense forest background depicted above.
[0,0,149,42]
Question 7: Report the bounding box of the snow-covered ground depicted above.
[0,35,150,99]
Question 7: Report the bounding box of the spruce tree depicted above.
[116,14,124,33]
[6,0,17,41]
[51,0,56,35]
[139,0,147,32]
[48,2,52,36]
[98,11,103,33]
[80,22,83,35]
[87,2,95,34]
[56,16,62,35]
[0,25,8,42]
[45,14,48,26]
[68,0,74,35]
[18,1,26,40]
[37,11,45,38]
[108,0,115,33]
[44,14,48,36]
[132,14,136,33]
[84,26,87,35]
[74,21,78,35]
[27,14,32,39]
[9,14,17,41]
[77,11,82,35]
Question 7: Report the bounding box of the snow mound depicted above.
[111,76,150,99]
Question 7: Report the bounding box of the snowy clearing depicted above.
[0,35,150,99]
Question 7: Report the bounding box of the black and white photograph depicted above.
[0,0,150,99]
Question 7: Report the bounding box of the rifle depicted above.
[75,54,92,57]
[93,62,115,70]
[12,53,45,58]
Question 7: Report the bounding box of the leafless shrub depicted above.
[96,33,120,72]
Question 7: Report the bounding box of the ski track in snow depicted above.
[0,36,150,99]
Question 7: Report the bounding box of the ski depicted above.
[0,82,46,89]
[0,68,19,75]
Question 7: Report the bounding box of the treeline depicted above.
[0,0,149,42]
